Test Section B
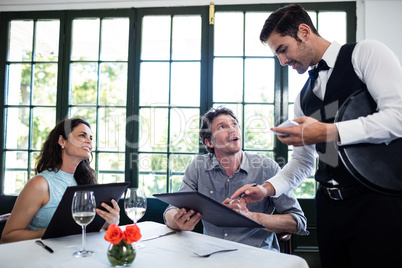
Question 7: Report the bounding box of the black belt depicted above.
[318,183,370,200]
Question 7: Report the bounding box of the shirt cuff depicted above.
[266,175,289,197]
[335,120,365,145]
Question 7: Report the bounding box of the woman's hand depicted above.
[97,199,120,228]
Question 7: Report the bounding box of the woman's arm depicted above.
[1,176,49,243]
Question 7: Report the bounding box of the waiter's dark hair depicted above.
[260,4,320,44]
[200,106,239,154]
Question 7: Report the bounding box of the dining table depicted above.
[0,221,309,268]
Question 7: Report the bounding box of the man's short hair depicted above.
[260,4,319,44]
[199,106,239,154]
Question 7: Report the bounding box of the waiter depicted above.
[232,4,402,268]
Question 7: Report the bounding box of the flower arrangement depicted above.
[105,224,142,245]
[105,224,142,267]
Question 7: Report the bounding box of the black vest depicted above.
[300,43,366,187]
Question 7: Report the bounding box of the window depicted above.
[0,3,355,198]
[68,15,130,184]
[137,13,203,196]
[3,18,60,194]
[213,11,275,159]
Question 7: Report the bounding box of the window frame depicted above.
[0,2,356,197]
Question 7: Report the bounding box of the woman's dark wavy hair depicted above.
[199,106,239,154]
[260,4,320,44]
[35,118,97,185]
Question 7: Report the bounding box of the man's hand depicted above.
[271,116,339,146]
[165,208,202,231]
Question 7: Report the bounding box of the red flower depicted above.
[105,224,124,245]
[105,224,142,245]
[123,224,142,244]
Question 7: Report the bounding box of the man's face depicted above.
[207,114,242,156]
[266,31,314,74]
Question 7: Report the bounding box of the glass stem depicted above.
[82,225,86,252]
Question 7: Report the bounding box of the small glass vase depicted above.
[107,241,136,267]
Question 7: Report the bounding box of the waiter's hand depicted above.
[271,116,339,146]
[230,183,270,206]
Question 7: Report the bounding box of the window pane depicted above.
[5,151,28,170]
[98,153,125,171]
[169,175,183,193]
[8,20,33,62]
[6,107,29,149]
[70,62,98,104]
[98,173,124,184]
[244,104,274,150]
[245,12,272,56]
[4,170,27,195]
[213,58,243,102]
[139,62,169,106]
[307,12,317,28]
[319,12,346,45]
[139,108,168,152]
[33,63,58,105]
[71,19,100,61]
[170,108,200,152]
[139,153,167,172]
[169,154,195,192]
[171,62,200,107]
[101,18,129,61]
[169,154,194,175]
[98,108,126,151]
[31,152,39,170]
[141,16,171,60]
[294,178,316,198]
[140,174,167,196]
[32,107,56,150]
[245,58,275,103]
[35,20,60,61]
[100,62,127,106]
[7,64,31,105]
[172,15,201,60]
[214,12,243,56]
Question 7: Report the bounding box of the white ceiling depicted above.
[0,0,354,12]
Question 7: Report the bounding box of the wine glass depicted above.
[124,187,147,248]
[71,190,96,257]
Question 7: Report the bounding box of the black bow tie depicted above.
[308,59,329,89]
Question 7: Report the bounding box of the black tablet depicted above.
[154,191,265,228]
[42,182,129,239]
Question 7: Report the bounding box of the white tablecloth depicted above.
[0,221,309,268]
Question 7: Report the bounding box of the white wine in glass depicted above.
[72,190,96,257]
[124,188,147,248]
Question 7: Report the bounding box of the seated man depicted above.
[164,106,309,251]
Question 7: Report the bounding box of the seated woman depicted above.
[1,118,120,243]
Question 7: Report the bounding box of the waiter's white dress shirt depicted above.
[268,40,402,196]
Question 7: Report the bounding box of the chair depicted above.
[0,213,11,238]
[277,232,292,254]
[0,213,11,225]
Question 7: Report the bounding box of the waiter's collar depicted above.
[319,41,342,69]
